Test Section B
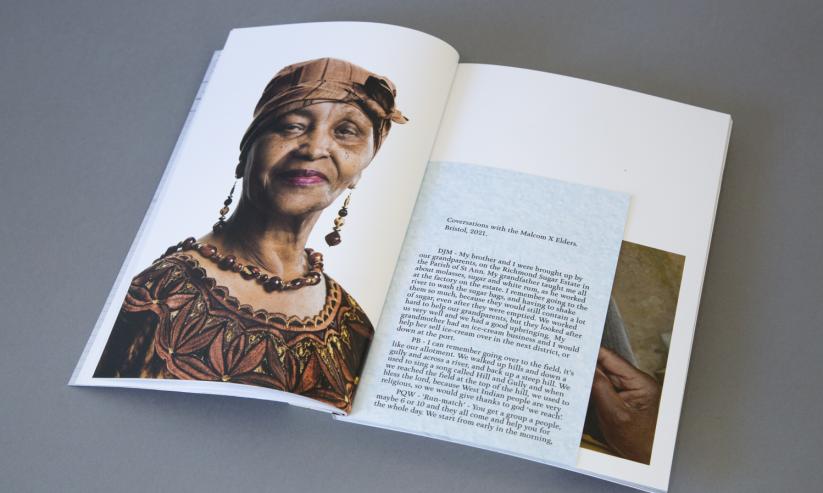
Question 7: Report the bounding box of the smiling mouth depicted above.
[277,169,328,186]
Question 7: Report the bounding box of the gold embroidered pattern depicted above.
[94,254,374,412]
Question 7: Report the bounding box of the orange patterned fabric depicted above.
[94,253,373,412]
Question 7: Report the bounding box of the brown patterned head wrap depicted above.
[237,57,408,175]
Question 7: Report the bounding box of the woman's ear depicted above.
[349,170,364,190]
[350,145,376,189]
[234,160,244,179]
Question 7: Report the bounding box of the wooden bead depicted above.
[198,244,217,257]
[218,255,236,270]
[325,231,341,246]
[286,278,305,290]
[241,265,259,280]
[263,276,283,292]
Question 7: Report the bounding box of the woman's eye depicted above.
[273,122,305,134]
[283,124,304,132]
[335,123,361,137]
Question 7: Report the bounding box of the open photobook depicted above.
[70,22,732,492]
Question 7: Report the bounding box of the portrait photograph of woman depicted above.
[93,57,409,412]
[73,23,461,413]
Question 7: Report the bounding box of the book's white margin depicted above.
[69,50,222,387]
[574,115,732,492]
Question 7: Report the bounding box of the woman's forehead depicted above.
[285,102,372,124]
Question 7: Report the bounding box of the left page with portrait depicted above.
[70,22,460,415]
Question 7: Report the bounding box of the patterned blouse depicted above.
[94,253,373,412]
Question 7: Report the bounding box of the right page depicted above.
[349,64,731,492]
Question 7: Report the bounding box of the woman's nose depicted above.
[297,128,332,160]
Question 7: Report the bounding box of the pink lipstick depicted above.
[278,169,328,186]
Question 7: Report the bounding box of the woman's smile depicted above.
[276,168,329,187]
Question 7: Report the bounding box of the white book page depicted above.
[71,22,459,414]
[349,64,730,492]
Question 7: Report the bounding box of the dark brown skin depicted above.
[194,102,376,318]
[590,347,661,463]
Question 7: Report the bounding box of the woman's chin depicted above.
[269,195,333,218]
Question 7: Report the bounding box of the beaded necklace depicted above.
[164,237,323,292]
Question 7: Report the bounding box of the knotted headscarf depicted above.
[237,57,408,175]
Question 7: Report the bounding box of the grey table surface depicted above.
[2,1,821,492]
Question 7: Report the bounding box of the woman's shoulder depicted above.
[132,252,218,285]
[323,274,357,310]
[324,275,374,338]
[121,253,212,310]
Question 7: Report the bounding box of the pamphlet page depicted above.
[425,64,731,492]
[346,161,629,466]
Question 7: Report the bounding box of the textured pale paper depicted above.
[348,161,629,467]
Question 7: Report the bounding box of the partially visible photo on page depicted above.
[581,241,685,464]
[70,23,460,414]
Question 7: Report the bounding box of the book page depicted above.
[382,64,730,492]
[346,161,629,467]
[71,22,459,414]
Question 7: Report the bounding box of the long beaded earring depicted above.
[325,192,352,246]
[213,180,237,233]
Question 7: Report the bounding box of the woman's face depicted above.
[241,102,375,217]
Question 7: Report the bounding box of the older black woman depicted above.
[94,58,408,412]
